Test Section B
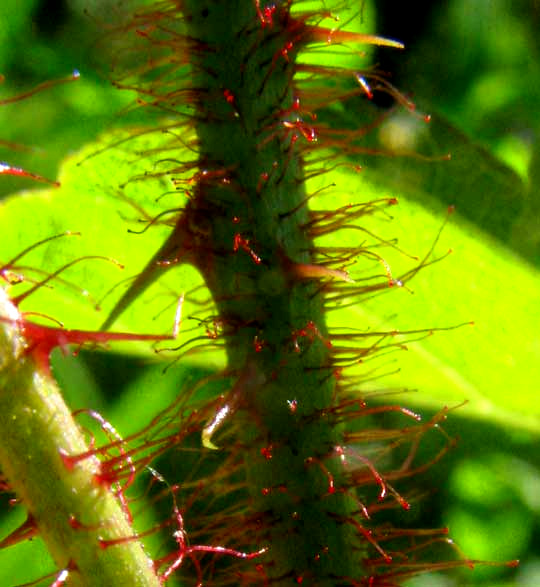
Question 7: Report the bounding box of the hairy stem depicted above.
[179,1,360,583]
[0,288,160,587]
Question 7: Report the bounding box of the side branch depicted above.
[0,288,160,587]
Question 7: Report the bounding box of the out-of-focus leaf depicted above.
[374,110,527,243]
[0,0,39,72]
[319,101,529,255]
[0,507,54,585]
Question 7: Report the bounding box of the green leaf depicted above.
[0,128,223,366]
[307,116,540,433]
[0,0,39,72]
[2,111,538,434]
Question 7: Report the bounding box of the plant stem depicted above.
[0,288,160,587]
[179,1,361,583]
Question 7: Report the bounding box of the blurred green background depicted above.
[0,1,539,586]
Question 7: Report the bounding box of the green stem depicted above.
[0,288,160,587]
[180,1,361,583]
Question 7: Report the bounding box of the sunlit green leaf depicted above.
[308,133,539,433]
[0,128,222,365]
[2,117,537,435]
